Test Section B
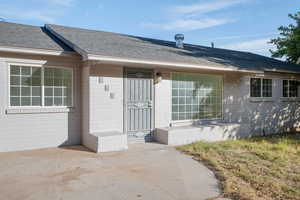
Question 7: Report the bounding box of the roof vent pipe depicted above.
[175,34,184,48]
[211,42,214,48]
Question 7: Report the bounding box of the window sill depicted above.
[280,97,300,102]
[170,118,223,127]
[6,107,74,114]
[249,97,274,102]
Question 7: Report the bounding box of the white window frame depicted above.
[170,72,224,123]
[8,63,74,108]
[249,77,273,98]
[282,79,300,98]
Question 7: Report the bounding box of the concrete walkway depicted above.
[0,143,221,200]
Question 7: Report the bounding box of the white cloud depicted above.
[142,18,233,31]
[221,38,275,56]
[141,0,254,32]
[47,0,75,7]
[170,0,250,15]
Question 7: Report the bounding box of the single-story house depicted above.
[1,21,300,153]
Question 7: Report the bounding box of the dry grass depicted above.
[177,133,300,200]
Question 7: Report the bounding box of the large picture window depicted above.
[172,73,223,121]
[10,65,73,107]
[283,80,300,97]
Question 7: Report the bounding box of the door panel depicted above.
[124,68,153,141]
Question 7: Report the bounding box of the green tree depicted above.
[270,12,300,64]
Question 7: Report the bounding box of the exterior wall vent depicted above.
[175,34,184,48]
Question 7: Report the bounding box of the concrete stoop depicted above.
[85,131,128,153]
[154,122,250,145]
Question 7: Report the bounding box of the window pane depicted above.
[10,97,20,106]
[54,97,63,106]
[10,87,20,96]
[283,80,289,97]
[45,97,53,106]
[32,97,41,106]
[54,78,62,86]
[32,77,41,86]
[289,80,298,97]
[172,105,178,112]
[45,87,53,96]
[10,66,20,75]
[10,76,20,85]
[262,79,272,97]
[172,113,179,120]
[31,67,41,76]
[54,88,63,96]
[21,67,31,75]
[171,73,222,121]
[54,69,63,77]
[21,97,31,106]
[65,96,72,106]
[172,89,178,96]
[172,97,178,104]
[21,76,31,86]
[32,87,41,96]
[21,87,30,96]
[250,78,261,97]
[44,68,54,77]
[63,78,72,87]
[45,77,54,86]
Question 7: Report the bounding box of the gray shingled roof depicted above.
[45,24,300,73]
[0,22,73,51]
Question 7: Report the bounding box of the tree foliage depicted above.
[270,12,300,64]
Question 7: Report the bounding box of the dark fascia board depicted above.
[44,24,89,60]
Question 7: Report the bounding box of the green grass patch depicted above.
[177,133,300,200]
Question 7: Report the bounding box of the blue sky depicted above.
[0,0,299,57]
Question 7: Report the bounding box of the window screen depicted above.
[172,73,222,121]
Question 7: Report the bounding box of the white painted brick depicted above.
[0,54,81,152]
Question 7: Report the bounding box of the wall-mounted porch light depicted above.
[155,72,162,84]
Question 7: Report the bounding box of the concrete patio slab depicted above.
[0,143,221,200]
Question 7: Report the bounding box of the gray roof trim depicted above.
[45,24,88,59]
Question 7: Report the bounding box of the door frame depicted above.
[123,67,155,141]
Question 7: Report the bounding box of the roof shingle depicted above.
[46,24,300,72]
[0,22,73,51]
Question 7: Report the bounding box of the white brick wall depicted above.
[154,71,171,128]
[89,64,123,133]
[1,53,299,153]
[0,53,82,152]
[154,69,300,136]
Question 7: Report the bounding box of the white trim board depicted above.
[88,54,264,74]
